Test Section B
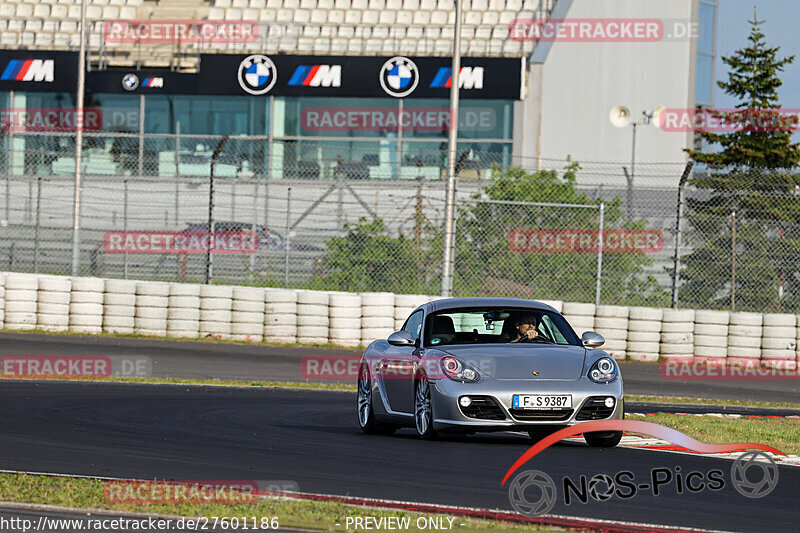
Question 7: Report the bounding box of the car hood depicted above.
[435,344,587,381]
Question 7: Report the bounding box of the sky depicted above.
[715,0,800,107]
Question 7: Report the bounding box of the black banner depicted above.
[0,50,78,93]
[0,50,523,100]
[197,54,523,99]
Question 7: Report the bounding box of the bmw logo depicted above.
[237,54,277,95]
[122,73,139,91]
[379,56,419,98]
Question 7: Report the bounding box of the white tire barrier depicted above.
[329,293,362,344]
[167,283,202,338]
[231,287,264,342]
[593,306,628,359]
[360,292,395,345]
[5,273,39,291]
[538,300,563,313]
[562,302,595,333]
[35,276,70,332]
[660,308,694,359]
[133,282,168,336]
[627,341,660,362]
[761,315,795,361]
[728,312,761,358]
[694,335,727,348]
[296,291,329,344]
[763,313,795,327]
[69,277,103,334]
[102,279,136,334]
[692,309,729,360]
[362,327,394,346]
[264,289,297,343]
[199,285,233,338]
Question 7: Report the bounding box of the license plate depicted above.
[513,394,572,410]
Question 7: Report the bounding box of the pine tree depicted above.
[681,11,800,311]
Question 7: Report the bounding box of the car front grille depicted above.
[575,396,616,420]
[509,408,574,421]
[459,396,506,420]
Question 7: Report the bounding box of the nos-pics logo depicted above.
[238,55,277,95]
[379,57,419,98]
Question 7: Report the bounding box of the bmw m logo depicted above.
[237,54,277,95]
[288,65,341,87]
[430,66,485,89]
[379,56,419,98]
[1,59,54,82]
[122,73,139,91]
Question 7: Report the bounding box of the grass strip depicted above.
[0,474,556,532]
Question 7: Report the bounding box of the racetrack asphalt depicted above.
[0,381,796,532]
[0,332,798,403]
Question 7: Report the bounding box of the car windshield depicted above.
[424,307,581,347]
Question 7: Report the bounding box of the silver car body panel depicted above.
[361,297,625,433]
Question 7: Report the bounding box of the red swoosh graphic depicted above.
[501,419,785,486]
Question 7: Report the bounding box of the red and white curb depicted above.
[617,413,800,465]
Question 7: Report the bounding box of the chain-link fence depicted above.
[3,131,800,312]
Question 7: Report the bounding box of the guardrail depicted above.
[0,271,798,369]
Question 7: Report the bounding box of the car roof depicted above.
[422,297,558,314]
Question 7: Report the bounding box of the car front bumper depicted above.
[430,376,624,431]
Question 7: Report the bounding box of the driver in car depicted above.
[510,312,539,343]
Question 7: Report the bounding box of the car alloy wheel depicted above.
[357,363,395,435]
[357,363,372,430]
[414,374,436,439]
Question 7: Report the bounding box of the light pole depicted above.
[440,0,462,297]
[610,105,664,220]
[70,0,87,275]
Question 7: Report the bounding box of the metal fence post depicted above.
[594,202,604,306]
[731,210,736,312]
[284,187,291,286]
[34,176,41,273]
[123,178,128,279]
[671,161,694,308]
[206,135,230,284]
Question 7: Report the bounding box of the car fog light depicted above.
[604,397,615,408]
[459,396,472,407]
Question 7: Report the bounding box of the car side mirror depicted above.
[581,331,605,348]
[388,330,415,346]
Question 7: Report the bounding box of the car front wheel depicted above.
[357,363,395,435]
[414,374,437,440]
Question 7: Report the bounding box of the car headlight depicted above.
[440,356,480,383]
[588,357,617,383]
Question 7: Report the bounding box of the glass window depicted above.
[403,310,424,340]
[424,307,580,347]
[697,2,716,55]
[144,94,269,135]
[695,54,714,106]
[277,96,399,138]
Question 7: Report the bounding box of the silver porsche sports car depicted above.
[356,297,623,447]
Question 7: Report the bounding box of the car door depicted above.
[379,310,423,414]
